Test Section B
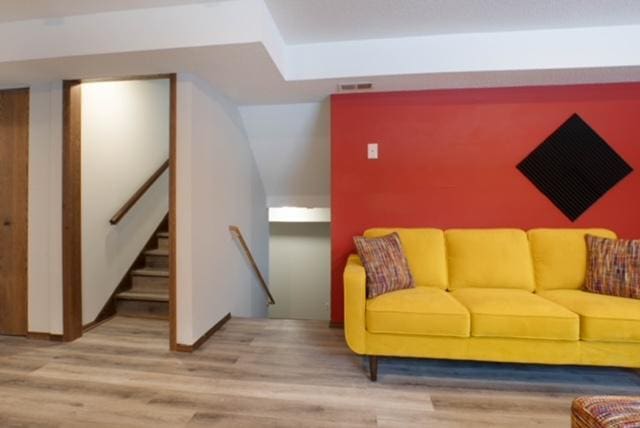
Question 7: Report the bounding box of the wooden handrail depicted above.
[229,225,275,305]
[110,159,169,225]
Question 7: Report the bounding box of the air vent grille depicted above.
[338,82,373,92]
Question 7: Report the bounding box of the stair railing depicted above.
[228,225,275,305]
[110,159,169,225]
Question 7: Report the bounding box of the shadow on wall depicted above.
[240,100,331,208]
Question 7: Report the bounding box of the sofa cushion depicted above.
[528,228,617,291]
[451,288,579,340]
[366,287,470,337]
[538,289,640,343]
[445,229,535,291]
[365,228,448,289]
[585,235,640,300]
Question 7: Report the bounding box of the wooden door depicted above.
[0,88,29,336]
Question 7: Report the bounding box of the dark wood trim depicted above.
[228,225,275,305]
[27,332,64,342]
[79,74,174,84]
[62,80,83,342]
[81,315,115,333]
[329,321,344,329]
[175,313,231,353]
[169,73,177,352]
[84,289,119,331]
[109,159,169,225]
[369,355,378,382]
[24,89,30,337]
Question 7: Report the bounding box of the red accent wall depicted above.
[331,83,640,324]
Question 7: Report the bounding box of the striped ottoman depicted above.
[572,396,640,428]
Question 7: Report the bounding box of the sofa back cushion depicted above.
[364,228,448,289]
[445,229,535,291]
[528,228,617,291]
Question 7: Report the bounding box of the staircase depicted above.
[115,230,169,319]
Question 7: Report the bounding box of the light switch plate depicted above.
[367,143,378,159]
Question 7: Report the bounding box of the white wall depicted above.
[240,101,330,208]
[269,222,330,321]
[81,79,170,324]
[24,74,270,339]
[28,82,63,334]
[177,73,269,346]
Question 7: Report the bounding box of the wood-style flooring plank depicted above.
[0,316,638,427]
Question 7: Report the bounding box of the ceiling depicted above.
[265,0,640,44]
[0,0,211,23]
[0,0,639,105]
[3,1,640,40]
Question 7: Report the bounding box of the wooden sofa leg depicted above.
[369,355,378,381]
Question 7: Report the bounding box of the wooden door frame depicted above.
[62,80,82,341]
[62,74,177,349]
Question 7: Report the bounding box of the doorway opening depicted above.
[268,207,330,321]
[62,75,177,349]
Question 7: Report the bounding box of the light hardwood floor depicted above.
[1,316,639,427]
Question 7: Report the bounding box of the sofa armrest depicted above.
[344,254,367,355]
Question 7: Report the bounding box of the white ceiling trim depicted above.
[0,0,268,63]
[264,0,640,45]
[287,24,640,80]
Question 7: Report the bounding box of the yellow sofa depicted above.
[344,228,640,381]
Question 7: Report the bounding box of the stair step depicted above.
[157,232,169,249]
[112,222,170,321]
[131,268,169,278]
[115,298,168,320]
[132,274,169,292]
[144,248,169,256]
[116,290,168,302]
[144,248,169,269]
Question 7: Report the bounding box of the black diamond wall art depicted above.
[517,114,633,221]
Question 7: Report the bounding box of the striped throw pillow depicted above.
[354,232,414,299]
[585,234,640,299]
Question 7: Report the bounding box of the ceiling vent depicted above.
[338,82,373,92]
